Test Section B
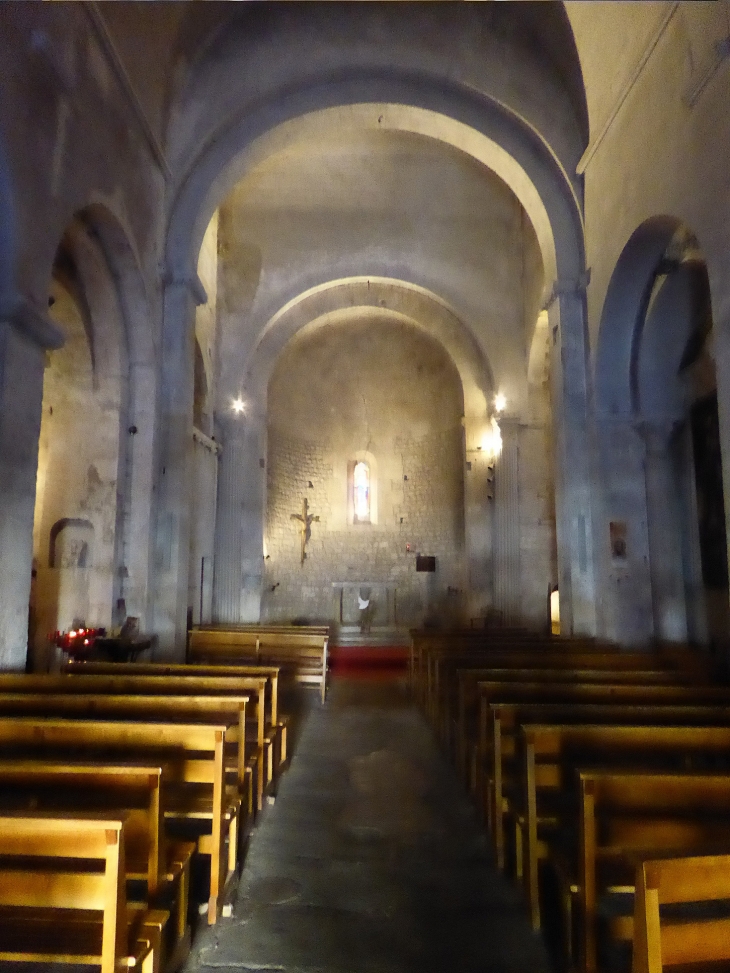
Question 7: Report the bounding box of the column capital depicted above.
[542,269,591,312]
[0,292,64,350]
[636,417,682,452]
[160,267,208,306]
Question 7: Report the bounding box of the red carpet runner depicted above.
[328,645,409,678]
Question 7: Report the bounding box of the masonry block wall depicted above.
[262,317,466,627]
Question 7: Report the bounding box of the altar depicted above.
[331,582,398,629]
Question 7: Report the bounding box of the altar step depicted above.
[332,626,410,648]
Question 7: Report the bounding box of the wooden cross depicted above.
[290,497,319,565]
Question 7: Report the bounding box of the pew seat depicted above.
[0,812,168,973]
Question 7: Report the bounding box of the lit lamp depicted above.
[494,392,506,413]
[231,397,245,415]
[481,417,503,460]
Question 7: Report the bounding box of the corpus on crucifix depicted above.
[291,497,319,565]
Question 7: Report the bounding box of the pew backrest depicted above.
[633,854,730,973]
[0,811,152,973]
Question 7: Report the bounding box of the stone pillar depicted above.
[124,361,158,629]
[494,417,521,624]
[462,416,493,621]
[213,411,266,623]
[0,299,63,669]
[152,275,205,658]
[547,283,598,636]
[642,421,688,642]
[674,422,708,645]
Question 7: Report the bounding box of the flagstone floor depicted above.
[185,676,552,973]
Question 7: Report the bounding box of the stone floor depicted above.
[185,676,553,973]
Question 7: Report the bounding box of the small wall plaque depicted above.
[416,555,436,572]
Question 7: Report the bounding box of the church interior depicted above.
[1,2,730,972]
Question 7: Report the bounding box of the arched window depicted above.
[353,461,370,523]
[348,453,377,525]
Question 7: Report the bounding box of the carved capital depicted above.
[160,267,208,306]
[0,292,64,349]
[542,269,591,312]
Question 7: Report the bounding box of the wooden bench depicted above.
[518,724,730,940]
[451,664,696,773]
[64,661,287,771]
[0,692,254,819]
[579,771,730,973]
[0,761,192,968]
[427,645,698,734]
[472,682,730,874]
[633,854,730,973]
[189,627,329,703]
[0,673,273,812]
[0,812,168,973]
[482,701,730,871]
[0,718,237,924]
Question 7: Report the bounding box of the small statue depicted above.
[290,497,319,565]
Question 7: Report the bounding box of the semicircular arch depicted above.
[239,277,493,421]
[165,73,584,302]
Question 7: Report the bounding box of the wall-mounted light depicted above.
[481,416,503,461]
[494,392,506,413]
[232,397,245,415]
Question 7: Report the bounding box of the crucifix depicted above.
[290,497,319,565]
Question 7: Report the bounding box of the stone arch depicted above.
[240,278,493,423]
[595,216,685,418]
[165,81,585,303]
[594,216,724,647]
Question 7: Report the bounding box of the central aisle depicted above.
[189,677,553,973]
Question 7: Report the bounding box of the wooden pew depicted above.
[65,661,287,769]
[427,645,691,732]
[451,664,696,772]
[518,724,730,939]
[0,693,254,818]
[473,682,730,870]
[483,701,730,871]
[188,627,329,703]
[0,812,168,973]
[0,673,272,811]
[0,718,237,924]
[633,854,730,973]
[0,762,192,968]
[579,772,730,973]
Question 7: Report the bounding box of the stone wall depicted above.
[262,316,466,627]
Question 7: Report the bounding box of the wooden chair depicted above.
[633,854,730,973]
[0,812,168,973]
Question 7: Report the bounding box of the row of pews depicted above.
[411,626,730,973]
[0,623,329,973]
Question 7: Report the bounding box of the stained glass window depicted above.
[353,461,370,523]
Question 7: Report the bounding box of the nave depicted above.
[187,675,552,973]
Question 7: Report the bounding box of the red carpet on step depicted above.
[329,645,409,678]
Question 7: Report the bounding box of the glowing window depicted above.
[353,461,370,523]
